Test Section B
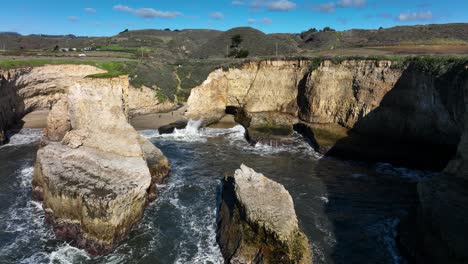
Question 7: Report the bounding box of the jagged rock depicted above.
[0,65,175,146]
[217,164,312,264]
[44,99,70,141]
[138,135,170,183]
[32,76,170,255]
[158,120,188,134]
[186,60,310,125]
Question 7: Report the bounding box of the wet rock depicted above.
[217,164,312,264]
[33,76,170,255]
[158,120,187,134]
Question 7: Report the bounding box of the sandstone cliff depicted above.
[186,60,310,124]
[0,64,176,144]
[186,58,467,169]
[188,58,468,263]
[217,164,311,264]
[32,76,170,255]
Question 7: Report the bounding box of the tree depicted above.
[53,45,59,52]
[322,27,335,32]
[227,34,249,58]
[230,34,243,48]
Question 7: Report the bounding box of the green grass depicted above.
[400,38,468,46]
[0,59,129,78]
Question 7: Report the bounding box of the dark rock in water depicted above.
[0,130,6,145]
[217,164,312,264]
[400,113,468,264]
[237,112,297,147]
[158,120,187,134]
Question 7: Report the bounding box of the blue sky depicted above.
[1,0,467,36]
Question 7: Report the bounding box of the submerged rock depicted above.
[217,164,312,264]
[32,76,170,255]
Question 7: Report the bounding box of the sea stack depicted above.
[217,164,312,263]
[32,76,169,255]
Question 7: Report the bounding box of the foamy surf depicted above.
[1,128,42,148]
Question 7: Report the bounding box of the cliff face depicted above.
[188,58,468,263]
[186,60,311,124]
[0,64,175,144]
[401,77,468,264]
[0,65,105,143]
[187,59,467,168]
[299,60,402,127]
[33,76,170,255]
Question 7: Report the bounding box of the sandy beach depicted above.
[20,106,238,131]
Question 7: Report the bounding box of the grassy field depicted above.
[1,52,467,103]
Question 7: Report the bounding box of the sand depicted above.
[20,106,239,131]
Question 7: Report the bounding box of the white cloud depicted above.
[210,12,224,20]
[314,0,366,13]
[251,0,296,11]
[247,17,273,25]
[397,11,433,21]
[315,2,336,13]
[265,0,296,11]
[113,5,182,19]
[232,1,245,5]
[263,17,273,24]
[84,7,96,14]
[337,0,366,8]
[68,16,79,22]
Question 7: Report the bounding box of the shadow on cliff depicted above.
[308,62,467,263]
[0,77,27,145]
[319,61,466,171]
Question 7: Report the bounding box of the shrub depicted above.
[236,50,249,58]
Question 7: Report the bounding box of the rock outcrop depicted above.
[0,65,105,144]
[0,64,174,145]
[122,85,177,117]
[186,58,467,169]
[186,60,310,125]
[217,164,311,264]
[32,76,169,255]
[189,58,468,263]
[400,89,468,264]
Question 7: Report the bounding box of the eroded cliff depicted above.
[0,64,176,144]
[186,58,467,169]
[188,57,468,263]
[32,76,170,255]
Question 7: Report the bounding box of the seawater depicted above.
[0,125,436,264]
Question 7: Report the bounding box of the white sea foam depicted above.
[1,128,42,148]
[318,196,329,204]
[368,217,403,264]
[376,162,437,182]
[48,244,90,264]
[138,129,160,140]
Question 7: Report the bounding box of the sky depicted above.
[1,0,467,36]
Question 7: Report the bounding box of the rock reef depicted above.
[32,76,169,255]
[217,164,311,264]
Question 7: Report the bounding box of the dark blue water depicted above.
[0,126,436,263]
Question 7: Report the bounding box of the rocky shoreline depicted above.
[217,165,312,263]
[32,76,170,255]
[1,58,467,261]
